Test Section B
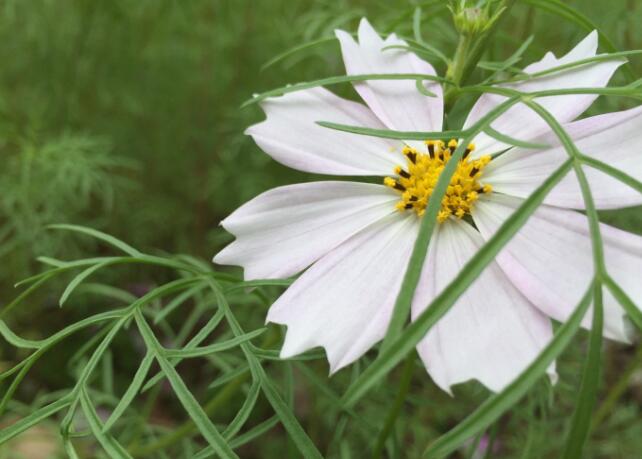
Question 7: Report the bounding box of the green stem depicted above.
[124,383,162,450]
[130,372,250,457]
[444,0,517,110]
[130,331,279,457]
[561,282,603,459]
[592,343,642,429]
[461,0,517,82]
[520,99,607,459]
[482,423,499,459]
[372,355,415,459]
[444,33,472,109]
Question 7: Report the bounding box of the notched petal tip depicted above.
[275,329,342,377]
[433,378,455,397]
[211,244,236,267]
[327,358,349,377]
[269,315,374,378]
[357,17,380,43]
[333,28,353,42]
[585,29,599,50]
[244,123,259,137]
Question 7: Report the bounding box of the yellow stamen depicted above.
[383,177,397,188]
[383,139,493,222]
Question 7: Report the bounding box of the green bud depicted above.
[452,6,490,34]
[450,0,508,36]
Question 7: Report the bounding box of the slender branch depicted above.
[592,343,642,429]
[372,355,415,459]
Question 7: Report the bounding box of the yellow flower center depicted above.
[384,139,493,222]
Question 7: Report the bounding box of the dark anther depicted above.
[477,187,485,193]
[393,182,406,191]
[470,167,479,177]
[398,169,410,179]
[409,195,418,201]
[463,148,472,160]
[406,151,417,164]
[404,203,414,209]
[428,143,435,158]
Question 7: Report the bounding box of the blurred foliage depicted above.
[0,0,641,458]
[0,0,640,259]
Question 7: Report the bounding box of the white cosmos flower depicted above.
[214,18,642,393]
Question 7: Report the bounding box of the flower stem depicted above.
[371,355,415,459]
[592,342,642,430]
[129,329,280,457]
[129,370,250,457]
[124,383,163,451]
[444,32,472,110]
[443,0,517,111]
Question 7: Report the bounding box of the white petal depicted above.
[465,31,625,156]
[267,213,418,373]
[483,106,642,209]
[473,194,642,341]
[246,87,403,175]
[214,181,399,280]
[411,220,555,393]
[335,18,443,149]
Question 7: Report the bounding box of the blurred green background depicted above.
[1,0,642,458]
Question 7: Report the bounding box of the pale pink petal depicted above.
[483,106,642,209]
[246,87,403,175]
[335,18,443,150]
[411,220,555,393]
[473,194,641,341]
[465,31,625,156]
[213,181,399,280]
[267,213,418,373]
